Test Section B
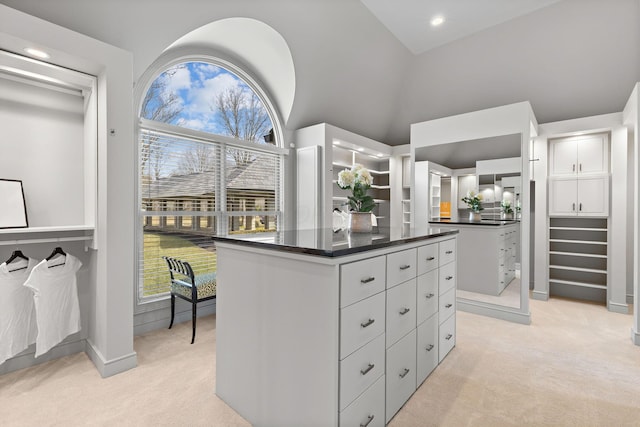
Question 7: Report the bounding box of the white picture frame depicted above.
[0,179,28,229]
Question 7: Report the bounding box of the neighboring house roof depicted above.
[142,157,276,199]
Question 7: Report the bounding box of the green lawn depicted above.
[143,232,217,296]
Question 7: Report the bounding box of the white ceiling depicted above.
[361,0,563,54]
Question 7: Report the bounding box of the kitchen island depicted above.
[430,219,519,296]
[214,227,458,427]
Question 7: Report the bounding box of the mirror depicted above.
[0,179,28,229]
[415,133,525,311]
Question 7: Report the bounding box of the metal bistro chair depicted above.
[163,256,217,344]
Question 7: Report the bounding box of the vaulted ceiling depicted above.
[1,0,638,145]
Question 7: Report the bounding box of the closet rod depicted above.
[0,236,93,246]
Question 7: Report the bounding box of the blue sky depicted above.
[152,61,272,136]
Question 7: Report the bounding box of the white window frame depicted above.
[134,54,287,308]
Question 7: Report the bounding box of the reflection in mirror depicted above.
[416,134,523,310]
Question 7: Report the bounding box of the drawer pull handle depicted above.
[445,276,453,280]
[445,250,453,254]
[360,363,375,376]
[360,415,375,427]
[399,264,411,270]
[425,293,435,299]
[426,344,434,352]
[399,307,410,315]
[360,318,375,328]
[399,368,410,378]
[426,256,435,261]
[445,334,453,340]
[360,277,375,284]
[445,303,453,308]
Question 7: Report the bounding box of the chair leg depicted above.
[169,294,175,329]
[191,301,197,344]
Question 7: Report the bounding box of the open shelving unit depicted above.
[548,217,608,302]
[429,173,441,220]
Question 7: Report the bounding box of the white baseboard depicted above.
[627,294,634,304]
[631,328,640,346]
[85,339,137,378]
[0,338,85,376]
[457,299,531,325]
[531,290,549,301]
[608,301,630,314]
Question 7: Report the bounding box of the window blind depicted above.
[138,127,282,302]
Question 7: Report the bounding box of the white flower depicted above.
[351,164,373,186]
[466,190,476,198]
[476,192,483,201]
[337,169,355,188]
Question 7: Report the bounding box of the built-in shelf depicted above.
[549,251,607,259]
[548,217,608,303]
[0,225,94,234]
[0,225,95,246]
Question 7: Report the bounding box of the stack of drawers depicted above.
[338,238,457,426]
[498,226,517,293]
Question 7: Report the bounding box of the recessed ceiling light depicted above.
[357,148,364,152]
[333,140,340,145]
[24,47,50,59]
[430,16,445,27]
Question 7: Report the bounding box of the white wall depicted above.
[2,1,638,146]
[0,4,137,376]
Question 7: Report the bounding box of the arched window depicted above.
[137,59,284,302]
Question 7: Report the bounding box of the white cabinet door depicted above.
[576,134,608,175]
[402,156,411,188]
[550,134,608,176]
[577,176,609,217]
[549,138,577,176]
[549,177,578,216]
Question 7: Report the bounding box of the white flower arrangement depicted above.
[337,164,374,212]
[461,189,483,213]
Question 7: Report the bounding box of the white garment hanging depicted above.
[24,253,82,358]
[0,257,38,365]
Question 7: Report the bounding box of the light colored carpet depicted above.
[1,297,639,426]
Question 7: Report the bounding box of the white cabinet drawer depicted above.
[416,313,438,386]
[341,256,386,308]
[340,333,385,411]
[339,375,385,427]
[438,239,456,266]
[386,248,417,289]
[416,269,438,325]
[438,262,456,296]
[385,329,416,423]
[417,243,439,275]
[439,314,456,363]
[386,279,416,348]
[340,292,385,359]
[438,287,456,324]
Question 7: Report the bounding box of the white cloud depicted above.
[162,65,191,93]
[186,73,242,115]
[176,117,207,131]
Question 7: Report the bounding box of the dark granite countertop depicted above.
[429,219,519,226]
[213,226,459,257]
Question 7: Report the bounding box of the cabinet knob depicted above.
[579,202,582,211]
[445,276,453,280]
[426,256,435,261]
[572,163,575,172]
[426,344,434,352]
[445,334,453,340]
[425,293,435,299]
[360,277,375,284]
[445,303,453,308]
[360,363,375,376]
[399,264,411,270]
[445,250,453,254]
[399,307,410,315]
[572,203,575,211]
[360,318,375,328]
[399,368,410,378]
[360,415,375,427]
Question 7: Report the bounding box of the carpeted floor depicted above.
[1,296,639,426]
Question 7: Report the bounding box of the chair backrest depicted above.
[163,256,195,284]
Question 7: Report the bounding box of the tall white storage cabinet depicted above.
[547,133,610,303]
[294,124,395,232]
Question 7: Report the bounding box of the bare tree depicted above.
[176,144,216,175]
[214,87,271,166]
[140,67,184,179]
